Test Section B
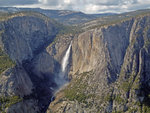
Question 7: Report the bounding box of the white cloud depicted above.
[38,0,48,4]
[1,0,150,14]
[64,0,71,4]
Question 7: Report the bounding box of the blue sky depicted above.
[0,0,150,14]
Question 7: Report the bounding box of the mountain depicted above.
[0,7,115,25]
[80,9,150,30]
[0,9,150,113]
[47,11,150,113]
[0,11,64,113]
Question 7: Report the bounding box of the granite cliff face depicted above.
[0,12,63,113]
[48,14,150,113]
[0,11,150,113]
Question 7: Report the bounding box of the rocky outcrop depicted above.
[1,15,59,63]
[48,14,150,113]
[0,66,33,97]
[5,99,39,113]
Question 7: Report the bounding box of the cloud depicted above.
[0,0,38,6]
[1,0,150,14]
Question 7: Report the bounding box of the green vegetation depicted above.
[104,94,112,102]
[119,70,150,113]
[119,71,139,93]
[0,30,4,35]
[0,11,50,22]
[145,40,150,48]
[143,105,150,113]
[0,48,15,74]
[64,78,88,103]
[64,71,95,104]
[58,25,83,35]
[121,80,132,92]
[114,95,127,104]
[132,76,141,90]
[0,12,12,22]
[112,111,123,113]
[104,94,126,104]
[0,96,22,112]
[128,107,138,112]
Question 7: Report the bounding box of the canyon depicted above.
[0,9,150,113]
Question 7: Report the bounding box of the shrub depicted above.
[64,71,94,104]
[0,96,22,112]
[0,48,15,74]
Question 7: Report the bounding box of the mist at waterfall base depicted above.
[55,42,72,89]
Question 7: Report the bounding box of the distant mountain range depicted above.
[0,7,115,25]
[80,8,150,30]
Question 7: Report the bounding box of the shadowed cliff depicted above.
[0,12,66,113]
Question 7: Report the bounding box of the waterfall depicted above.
[61,41,72,73]
[55,42,72,87]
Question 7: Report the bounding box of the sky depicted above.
[0,0,150,14]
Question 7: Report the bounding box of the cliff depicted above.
[0,12,63,113]
[48,13,150,113]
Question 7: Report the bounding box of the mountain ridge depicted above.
[0,7,115,25]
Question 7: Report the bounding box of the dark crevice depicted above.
[21,57,60,113]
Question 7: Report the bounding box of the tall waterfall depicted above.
[55,42,72,87]
[61,41,72,73]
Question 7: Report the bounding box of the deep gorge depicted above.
[0,9,150,113]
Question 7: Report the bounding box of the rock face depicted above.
[0,67,33,97]
[1,16,58,63]
[48,14,150,113]
[0,13,63,113]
